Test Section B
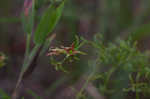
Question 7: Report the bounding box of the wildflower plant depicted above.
[1,0,150,99]
[12,0,66,98]
[86,34,150,99]
[47,36,86,72]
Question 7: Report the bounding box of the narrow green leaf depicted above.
[27,89,41,99]
[34,1,65,44]
[130,24,150,41]
[22,0,35,34]
[0,88,10,99]
[24,1,36,59]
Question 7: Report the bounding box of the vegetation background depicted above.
[0,0,150,99]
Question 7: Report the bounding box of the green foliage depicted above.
[26,89,41,99]
[15,44,41,93]
[88,34,150,99]
[0,88,10,99]
[35,0,50,9]
[12,1,66,98]
[6,0,150,99]
[22,0,35,34]
[0,17,20,23]
[130,23,150,41]
[0,88,41,99]
[48,36,86,72]
[34,1,65,44]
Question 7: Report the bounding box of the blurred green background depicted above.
[0,0,150,99]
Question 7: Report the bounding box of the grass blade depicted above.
[22,0,35,34]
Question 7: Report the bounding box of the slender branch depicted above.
[11,44,41,99]
[25,33,31,58]
[76,59,98,99]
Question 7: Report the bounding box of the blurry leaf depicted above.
[130,24,150,41]
[22,97,24,99]
[74,35,79,48]
[22,0,35,34]
[27,89,41,99]
[39,33,56,56]
[0,17,20,23]
[119,0,133,29]
[110,70,129,99]
[34,1,65,44]
[0,88,10,99]
[75,36,86,50]
[35,0,50,9]
[46,76,67,95]
[132,1,150,27]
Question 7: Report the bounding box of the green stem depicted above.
[76,59,98,99]
[24,0,35,58]
[136,92,140,99]
[76,73,94,99]
[25,33,31,58]
[18,44,41,87]
[105,67,116,87]
[136,72,140,99]
[12,44,41,99]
